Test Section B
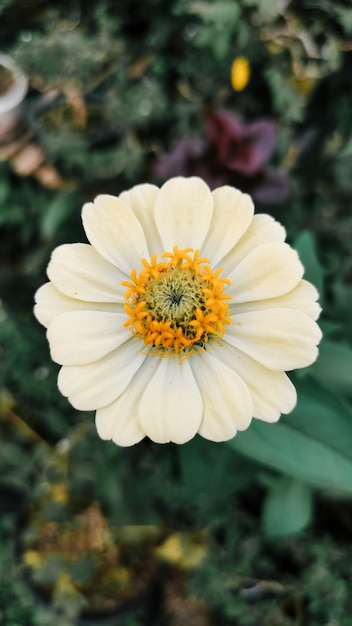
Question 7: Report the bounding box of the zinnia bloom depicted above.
[34,177,322,446]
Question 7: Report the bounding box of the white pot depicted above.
[0,52,28,140]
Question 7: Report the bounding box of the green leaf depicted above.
[188,1,239,26]
[68,555,95,584]
[265,68,304,122]
[332,282,352,342]
[32,554,64,586]
[294,231,324,299]
[41,192,77,239]
[187,1,239,58]
[179,437,258,509]
[263,477,313,536]
[287,378,352,459]
[229,378,352,492]
[309,338,352,394]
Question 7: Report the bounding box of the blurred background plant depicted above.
[1,0,352,624]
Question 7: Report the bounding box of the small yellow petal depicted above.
[156,531,208,569]
[231,56,250,91]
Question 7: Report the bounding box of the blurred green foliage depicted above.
[1,0,352,624]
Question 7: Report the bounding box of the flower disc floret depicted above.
[122,246,232,356]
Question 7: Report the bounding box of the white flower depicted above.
[34,177,322,446]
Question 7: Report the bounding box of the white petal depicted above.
[119,183,163,257]
[138,357,203,444]
[95,360,157,446]
[212,343,297,422]
[34,283,123,329]
[190,350,252,441]
[232,279,321,321]
[154,177,213,251]
[222,213,286,272]
[228,242,304,302]
[202,186,254,266]
[82,195,149,274]
[47,243,125,303]
[225,308,322,370]
[47,310,131,366]
[57,338,146,410]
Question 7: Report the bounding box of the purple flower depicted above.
[154,109,290,204]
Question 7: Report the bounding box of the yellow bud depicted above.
[23,550,43,568]
[155,531,208,570]
[231,57,250,91]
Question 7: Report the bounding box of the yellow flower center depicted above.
[122,246,232,357]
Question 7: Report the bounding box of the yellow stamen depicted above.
[122,246,232,357]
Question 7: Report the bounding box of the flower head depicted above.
[34,177,322,446]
